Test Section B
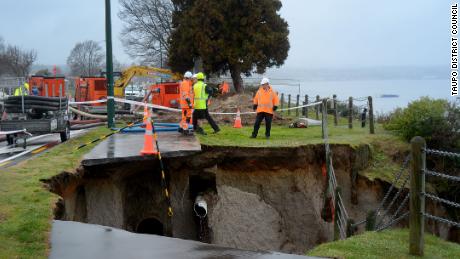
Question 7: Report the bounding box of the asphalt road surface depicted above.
[0,129,87,169]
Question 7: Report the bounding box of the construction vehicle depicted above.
[113,66,182,98]
[72,66,182,112]
[74,77,107,107]
[150,82,181,108]
[28,76,66,97]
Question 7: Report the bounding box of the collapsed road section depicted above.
[43,132,453,255]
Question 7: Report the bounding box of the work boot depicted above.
[212,128,221,134]
[250,135,257,139]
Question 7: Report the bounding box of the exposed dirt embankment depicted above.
[43,143,453,254]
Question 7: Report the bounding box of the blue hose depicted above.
[117,123,193,133]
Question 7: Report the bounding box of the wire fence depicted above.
[420,147,460,228]
[278,93,375,134]
[409,139,460,255]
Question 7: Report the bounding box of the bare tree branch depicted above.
[67,40,104,76]
[118,0,173,66]
[1,43,37,77]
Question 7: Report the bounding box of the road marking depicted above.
[0,161,11,167]
[32,146,48,154]
[0,134,53,153]
[0,145,45,165]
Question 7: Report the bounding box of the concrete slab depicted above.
[50,220,318,259]
[82,132,201,167]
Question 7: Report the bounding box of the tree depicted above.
[0,36,37,77]
[0,37,6,76]
[67,40,104,76]
[168,0,290,92]
[119,0,173,66]
[4,45,37,77]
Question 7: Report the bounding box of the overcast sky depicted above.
[0,0,449,69]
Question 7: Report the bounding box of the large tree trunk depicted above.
[229,64,244,93]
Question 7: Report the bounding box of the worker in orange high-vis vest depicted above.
[179,71,194,132]
[251,77,279,139]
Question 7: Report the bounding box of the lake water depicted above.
[265,79,456,114]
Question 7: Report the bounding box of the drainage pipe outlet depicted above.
[194,195,208,218]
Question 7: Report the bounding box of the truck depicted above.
[73,66,182,110]
[0,77,70,146]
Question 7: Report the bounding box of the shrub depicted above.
[383,97,459,148]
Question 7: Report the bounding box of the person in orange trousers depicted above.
[219,81,230,95]
[251,77,279,139]
[179,71,194,132]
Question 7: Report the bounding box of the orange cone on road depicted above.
[140,105,158,155]
[233,109,242,128]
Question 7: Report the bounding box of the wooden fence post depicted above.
[288,94,291,115]
[368,96,375,134]
[409,136,426,256]
[316,95,320,120]
[348,97,353,129]
[321,99,327,139]
[280,93,284,114]
[333,94,338,126]
[305,95,309,117]
[296,94,300,117]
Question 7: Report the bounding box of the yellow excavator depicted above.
[113,66,182,97]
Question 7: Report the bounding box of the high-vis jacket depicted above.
[253,86,279,114]
[179,79,193,108]
[14,83,29,96]
[193,80,208,110]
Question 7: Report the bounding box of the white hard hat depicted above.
[260,77,270,85]
[184,71,193,78]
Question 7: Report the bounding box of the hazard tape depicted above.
[278,100,323,111]
[111,97,182,113]
[69,99,108,105]
[209,100,323,115]
[68,96,324,115]
[74,121,141,151]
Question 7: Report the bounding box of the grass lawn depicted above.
[198,122,404,148]
[307,229,460,259]
[0,126,113,259]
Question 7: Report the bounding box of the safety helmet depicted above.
[24,82,30,89]
[260,77,269,85]
[184,71,193,78]
[196,72,205,80]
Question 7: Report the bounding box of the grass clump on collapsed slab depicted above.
[0,126,113,259]
[307,229,460,259]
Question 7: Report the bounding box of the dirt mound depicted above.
[153,93,290,125]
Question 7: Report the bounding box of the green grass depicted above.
[198,122,402,148]
[0,126,113,259]
[307,229,460,259]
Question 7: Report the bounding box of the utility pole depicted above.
[105,0,115,128]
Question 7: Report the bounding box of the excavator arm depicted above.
[113,66,182,97]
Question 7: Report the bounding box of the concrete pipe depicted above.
[194,195,208,218]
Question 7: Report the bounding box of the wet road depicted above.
[51,221,319,259]
[0,130,87,168]
[82,131,202,166]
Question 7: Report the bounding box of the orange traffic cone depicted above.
[140,106,158,155]
[233,109,242,128]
